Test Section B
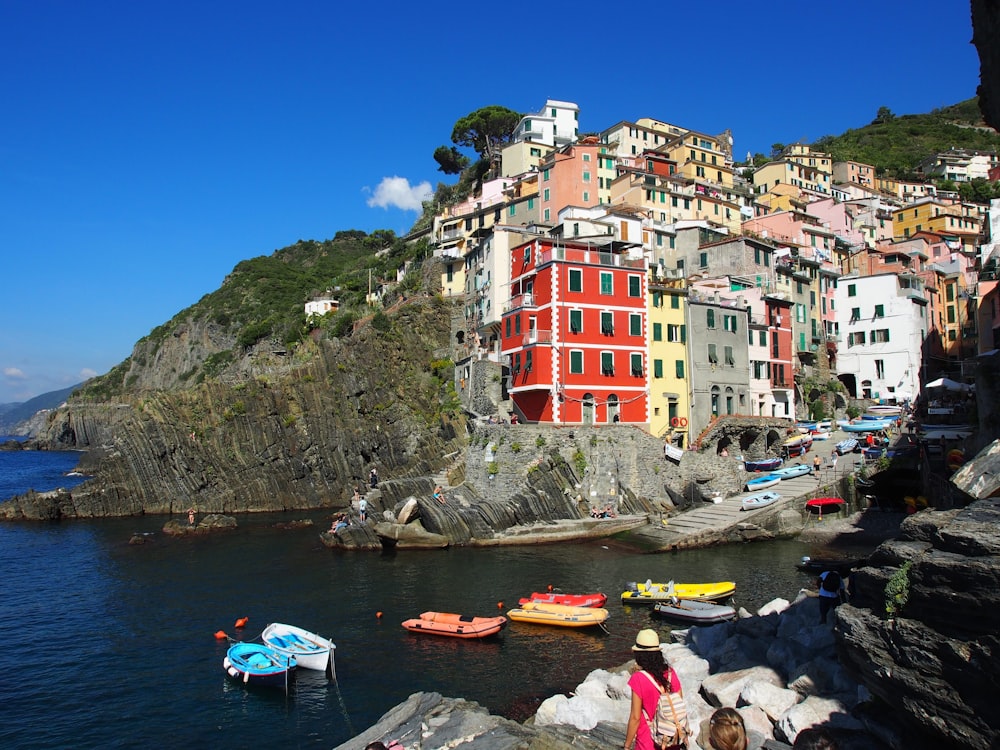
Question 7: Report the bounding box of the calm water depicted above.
[0,447,834,750]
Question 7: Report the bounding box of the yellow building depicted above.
[661,131,734,189]
[893,198,981,253]
[648,278,692,444]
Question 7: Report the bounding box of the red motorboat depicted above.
[807,497,845,519]
[518,591,608,608]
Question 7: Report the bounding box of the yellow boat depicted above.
[506,601,609,628]
[620,579,736,604]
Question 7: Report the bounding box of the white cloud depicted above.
[365,176,434,212]
[79,368,97,380]
[3,367,27,380]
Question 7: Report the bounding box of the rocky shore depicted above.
[334,500,1000,750]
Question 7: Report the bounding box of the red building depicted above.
[501,238,648,424]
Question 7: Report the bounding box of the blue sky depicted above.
[0,0,984,404]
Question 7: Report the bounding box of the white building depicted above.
[511,99,579,148]
[835,273,928,403]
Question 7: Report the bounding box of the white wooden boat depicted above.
[740,490,781,511]
[261,622,336,673]
[867,404,903,416]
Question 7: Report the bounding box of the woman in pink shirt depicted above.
[623,629,688,750]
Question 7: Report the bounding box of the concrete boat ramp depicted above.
[627,452,864,552]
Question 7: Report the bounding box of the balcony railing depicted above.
[538,246,646,270]
[504,293,536,312]
[514,330,552,346]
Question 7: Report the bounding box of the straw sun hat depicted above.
[632,628,662,651]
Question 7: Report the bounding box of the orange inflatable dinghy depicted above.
[401,611,507,639]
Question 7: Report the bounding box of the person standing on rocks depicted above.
[359,495,368,523]
[817,569,845,624]
[369,468,379,488]
[624,629,690,750]
[187,508,196,526]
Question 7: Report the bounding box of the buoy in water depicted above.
[376,611,383,619]
[547,584,553,592]
[497,601,503,610]
[234,617,249,629]
[214,630,228,640]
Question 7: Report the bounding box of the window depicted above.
[850,307,861,322]
[724,314,738,332]
[544,208,550,221]
[600,272,613,295]
[542,168,550,181]
[569,350,584,374]
[699,252,708,267]
[514,316,521,334]
[569,309,583,333]
[848,284,857,297]
[524,245,532,264]
[654,359,663,378]
[653,322,662,341]
[671,295,679,309]
[630,313,642,336]
[653,291,663,308]
[628,275,641,297]
[874,304,884,318]
[724,346,734,366]
[706,309,716,328]
[582,171,591,182]
[543,188,550,201]
[569,268,583,292]
[601,352,614,376]
[708,344,718,364]
[601,311,614,335]
[759,330,767,346]
[675,359,685,378]
[505,318,511,338]
[525,350,533,372]
[631,353,643,377]
[872,329,890,343]
[875,359,885,379]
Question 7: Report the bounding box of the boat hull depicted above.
[518,591,608,608]
[745,474,781,491]
[224,643,296,690]
[621,580,736,603]
[740,491,781,511]
[402,611,507,638]
[841,420,891,433]
[835,439,859,455]
[653,599,736,624]
[262,623,335,672]
[743,457,783,472]
[770,464,811,480]
[506,602,609,628]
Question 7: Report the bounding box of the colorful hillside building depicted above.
[500,238,648,425]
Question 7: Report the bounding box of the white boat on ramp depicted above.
[740,490,781,511]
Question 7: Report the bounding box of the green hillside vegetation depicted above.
[77,230,431,400]
[811,98,1000,177]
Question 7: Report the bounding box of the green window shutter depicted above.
[654,359,663,378]
[630,314,641,336]
[671,295,679,309]
[629,276,641,297]
[706,309,715,328]
[570,350,583,373]
[653,323,662,341]
[680,325,686,343]
[569,309,582,332]
[600,272,613,295]
[675,360,685,378]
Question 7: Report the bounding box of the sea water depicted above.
[0,446,821,749]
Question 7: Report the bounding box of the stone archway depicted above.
[765,429,783,452]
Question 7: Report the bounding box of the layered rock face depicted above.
[0,302,468,519]
[837,499,1000,749]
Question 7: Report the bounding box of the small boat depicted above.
[795,555,865,575]
[795,421,817,433]
[740,491,781,511]
[745,473,781,491]
[518,591,608,608]
[743,456,783,472]
[261,622,335,673]
[401,611,507,639]
[223,642,296,691]
[621,580,736,603]
[653,598,736,625]
[807,497,846,518]
[770,463,811,480]
[506,602,609,628]
[867,405,903,416]
[834,438,859,455]
[809,430,831,441]
[842,419,892,433]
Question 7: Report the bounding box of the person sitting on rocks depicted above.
[331,514,349,534]
[433,485,445,504]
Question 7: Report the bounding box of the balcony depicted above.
[504,293,536,312]
[538,246,646,270]
[514,330,552,346]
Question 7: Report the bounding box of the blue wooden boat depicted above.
[841,419,892,433]
[740,490,781,511]
[223,642,296,690]
[745,473,781,491]
[770,463,811,480]
[743,457,783,472]
[835,438,859,455]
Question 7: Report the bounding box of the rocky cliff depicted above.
[0,300,468,519]
[836,499,1000,749]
